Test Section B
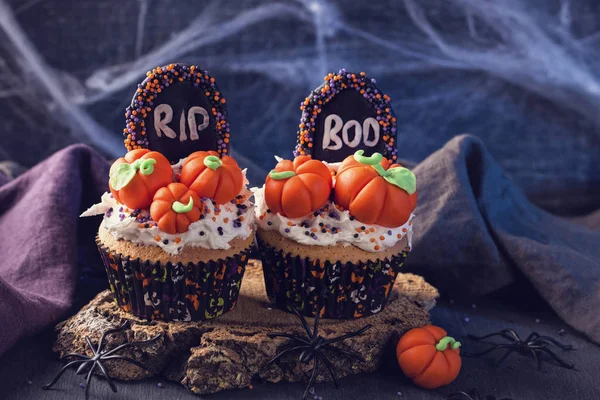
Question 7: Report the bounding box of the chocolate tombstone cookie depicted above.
[123,64,230,163]
[295,70,397,162]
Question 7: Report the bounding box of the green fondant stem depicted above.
[269,170,296,180]
[109,158,157,190]
[204,155,222,171]
[435,336,461,351]
[371,163,387,176]
[172,197,194,213]
[352,150,416,195]
[354,149,383,165]
[138,158,157,175]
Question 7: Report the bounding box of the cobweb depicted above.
[0,0,599,212]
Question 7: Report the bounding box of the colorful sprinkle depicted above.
[295,70,397,160]
[123,64,229,155]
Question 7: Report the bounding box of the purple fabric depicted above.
[0,136,599,355]
[0,145,108,355]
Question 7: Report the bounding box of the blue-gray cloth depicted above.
[407,135,600,344]
[0,136,598,357]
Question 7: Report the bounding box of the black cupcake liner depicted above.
[96,237,251,322]
[257,235,409,319]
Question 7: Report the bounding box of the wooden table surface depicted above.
[2,296,599,400]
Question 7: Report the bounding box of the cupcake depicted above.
[254,150,417,319]
[82,149,255,321]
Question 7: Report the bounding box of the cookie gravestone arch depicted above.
[123,63,230,163]
[295,70,398,163]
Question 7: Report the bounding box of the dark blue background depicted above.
[0,0,598,215]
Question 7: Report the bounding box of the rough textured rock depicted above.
[53,260,438,395]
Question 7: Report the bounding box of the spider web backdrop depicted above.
[0,0,599,214]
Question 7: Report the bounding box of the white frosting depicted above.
[81,166,254,255]
[253,186,413,253]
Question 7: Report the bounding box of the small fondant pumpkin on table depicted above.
[150,183,201,234]
[109,149,172,209]
[334,150,417,227]
[396,325,462,389]
[264,155,333,219]
[180,151,244,205]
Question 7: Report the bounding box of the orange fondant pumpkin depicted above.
[265,156,332,218]
[396,325,462,389]
[109,149,172,209]
[180,151,244,205]
[150,183,201,234]
[334,150,417,227]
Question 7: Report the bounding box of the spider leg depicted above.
[530,349,542,371]
[97,321,131,351]
[323,344,365,362]
[102,355,152,372]
[451,392,479,400]
[532,336,573,350]
[313,307,321,338]
[299,348,316,364]
[267,332,310,345]
[288,304,314,339]
[264,345,307,367]
[60,353,90,361]
[538,347,574,369]
[100,341,140,357]
[95,360,118,392]
[135,334,162,345]
[495,348,515,367]
[99,342,130,357]
[502,329,521,342]
[528,342,549,351]
[467,331,516,343]
[84,363,97,400]
[118,320,132,330]
[446,391,475,400]
[303,357,320,400]
[317,352,339,389]
[321,324,372,346]
[525,332,539,342]
[43,360,88,389]
[85,337,98,356]
[76,361,90,375]
[101,334,162,357]
[464,343,514,357]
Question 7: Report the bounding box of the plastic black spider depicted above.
[445,388,514,400]
[43,320,161,399]
[464,329,574,370]
[264,304,372,399]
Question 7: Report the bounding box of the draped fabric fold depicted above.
[407,135,600,343]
